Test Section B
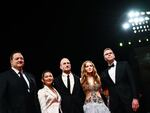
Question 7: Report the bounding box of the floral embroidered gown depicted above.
[83,82,110,113]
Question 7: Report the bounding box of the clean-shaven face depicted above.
[85,62,94,74]
[10,53,24,70]
[60,58,71,73]
[103,49,115,63]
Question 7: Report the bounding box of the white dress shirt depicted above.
[108,60,117,83]
[62,72,74,94]
[12,67,30,88]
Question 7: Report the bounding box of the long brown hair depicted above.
[80,60,101,88]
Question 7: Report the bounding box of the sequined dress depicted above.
[83,83,110,113]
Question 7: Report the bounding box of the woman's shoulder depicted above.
[38,87,45,94]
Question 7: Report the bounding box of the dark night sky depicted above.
[0,0,150,84]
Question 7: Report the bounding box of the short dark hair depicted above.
[10,50,22,60]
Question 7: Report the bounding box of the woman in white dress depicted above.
[38,70,62,113]
[80,60,110,113]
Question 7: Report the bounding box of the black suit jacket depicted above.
[101,61,139,111]
[54,74,85,113]
[0,69,41,113]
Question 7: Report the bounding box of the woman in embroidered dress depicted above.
[80,60,110,113]
[38,70,62,113]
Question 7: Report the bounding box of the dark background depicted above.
[0,0,150,112]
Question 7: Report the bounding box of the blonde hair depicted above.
[80,60,101,88]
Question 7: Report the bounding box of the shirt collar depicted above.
[113,60,117,66]
[62,72,72,77]
[11,67,19,74]
[108,60,117,66]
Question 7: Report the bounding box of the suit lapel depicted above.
[72,75,76,94]
[115,62,121,83]
[44,86,61,101]
[10,69,20,78]
[58,75,70,93]
[10,69,29,90]
[106,62,121,84]
[24,72,36,92]
[105,70,115,84]
[44,86,56,98]
[60,75,68,89]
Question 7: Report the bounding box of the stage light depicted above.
[119,43,123,47]
[122,10,150,33]
[138,39,141,43]
[122,23,130,29]
[128,42,131,45]
[118,34,150,47]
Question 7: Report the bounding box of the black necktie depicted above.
[108,63,114,69]
[18,72,28,87]
[67,75,70,93]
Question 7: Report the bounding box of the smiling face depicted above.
[42,71,54,87]
[10,52,24,71]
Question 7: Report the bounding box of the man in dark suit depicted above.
[54,57,85,113]
[101,48,139,113]
[0,51,41,113]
